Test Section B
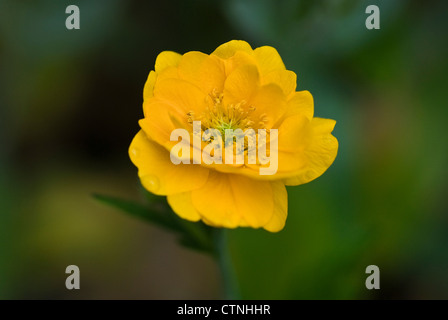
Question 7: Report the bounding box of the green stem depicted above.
[213,229,241,299]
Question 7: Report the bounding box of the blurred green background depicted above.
[1,0,447,299]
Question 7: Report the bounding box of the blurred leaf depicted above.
[92,193,214,254]
[93,193,181,232]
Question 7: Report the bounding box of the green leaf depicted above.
[92,193,183,233]
[92,193,215,254]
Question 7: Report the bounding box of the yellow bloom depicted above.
[129,40,338,232]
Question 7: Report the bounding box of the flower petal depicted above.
[230,175,274,228]
[263,182,288,232]
[138,108,181,150]
[191,172,274,228]
[222,51,258,77]
[262,70,297,97]
[277,114,311,154]
[167,192,201,222]
[155,66,180,83]
[211,40,253,59]
[223,64,260,105]
[154,51,182,74]
[129,130,209,195]
[253,46,286,75]
[249,83,287,128]
[178,51,226,94]
[284,90,314,120]
[143,78,208,149]
[143,71,157,102]
[283,117,338,186]
[152,78,208,115]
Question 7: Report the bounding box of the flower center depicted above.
[187,89,267,138]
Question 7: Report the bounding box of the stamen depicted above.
[186,89,270,155]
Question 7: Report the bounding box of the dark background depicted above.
[0,0,447,299]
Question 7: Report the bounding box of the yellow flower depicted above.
[129,40,338,232]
